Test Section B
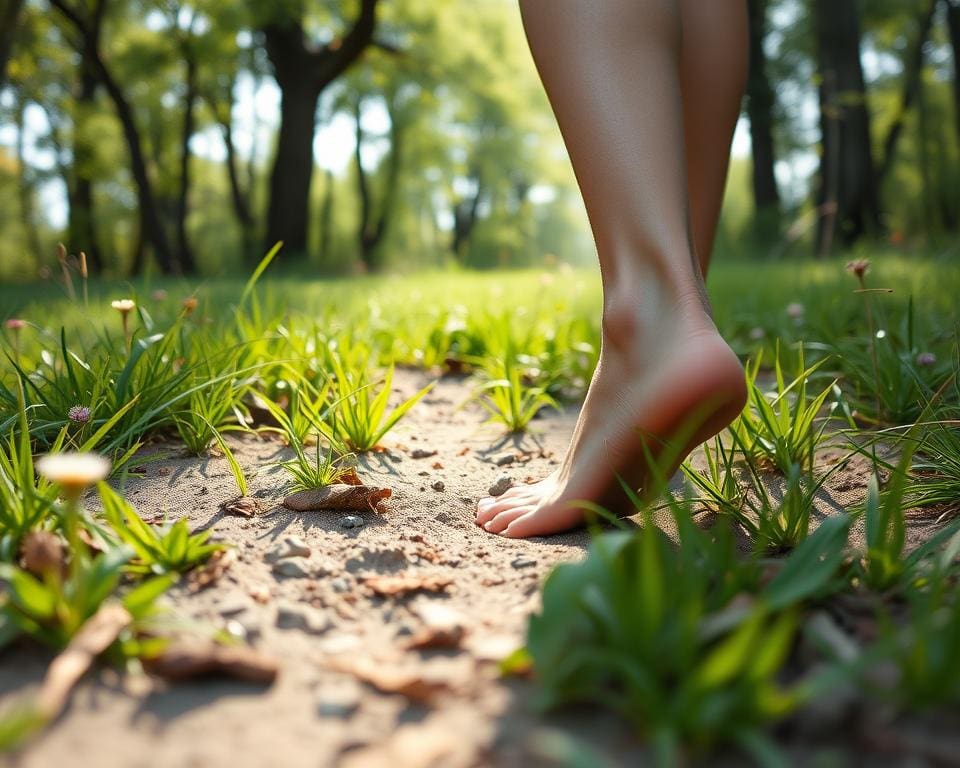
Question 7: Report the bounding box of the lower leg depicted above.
[476,0,746,538]
[680,0,749,277]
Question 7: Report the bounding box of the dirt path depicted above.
[0,370,950,767]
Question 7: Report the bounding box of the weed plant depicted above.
[729,347,839,474]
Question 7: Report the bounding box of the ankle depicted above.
[600,281,713,355]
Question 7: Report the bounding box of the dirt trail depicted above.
[0,370,949,767]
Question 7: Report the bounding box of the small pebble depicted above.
[493,452,516,466]
[410,448,438,459]
[330,577,351,594]
[511,557,537,570]
[273,558,311,579]
[340,515,364,529]
[265,535,312,563]
[276,602,332,634]
[317,685,362,718]
[431,480,445,492]
[488,474,515,496]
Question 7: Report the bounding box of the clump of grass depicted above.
[475,351,558,433]
[729,346,839,474]
[509,492,852,766]
[279,433,356,491]
[320,351,433,452]
[99,483,223,575]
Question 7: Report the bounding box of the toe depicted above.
[475,487,538,525]
[484,505,534,534]
[503,504,583,538]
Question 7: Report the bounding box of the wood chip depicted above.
[187,548,236,593]
[325,657,451,704]
[144,642,279,684]
[221,497,259,518]
[362,574,453,598]
[283,484,392,512]
[37,603,132,719]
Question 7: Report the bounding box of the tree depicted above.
[260,0,381,257]
[50,0,180,273]
[745,0,781,238]
[0,0,24,89]
[813,0,880,253]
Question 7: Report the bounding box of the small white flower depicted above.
[36,452,111,496]
[749,327,766,341]
[111,299,136,314]
[786,302,805,319]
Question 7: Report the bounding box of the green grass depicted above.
[4,250,960,758]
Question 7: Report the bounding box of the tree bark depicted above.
[451,171,483,263]
[877,0,937,187]
[175,51,198,273]
[945,0,960,145]
[813,0,880,251]
[319,169,334,265]
[14,98,43,265]
[353,95,400,271]
[0,0,24,89]
[262,0,380,257]
[213,86,256,264]
[68,58,104,273]
[50,0,178,274]
[745,0,781,238]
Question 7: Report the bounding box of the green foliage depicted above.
[320,353,434,452]
[519,500,854,765]
[278,437,356,491]
[475,351,559,433]
[98,483,223,576]
[730,347,838,474]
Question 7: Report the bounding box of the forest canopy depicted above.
[0,0,958,279]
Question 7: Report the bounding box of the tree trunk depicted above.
[877,0,937,187]
[14,98,43,265]
[745,0,780,238]
[451,172,483,263]
[0,0,24,89]
[813,0,880,251]
[175,52,198,274]
[945,0,960,145]
[319,170,334,265]
[50,0,178,274]
[265,79,320,257]
[68,60,103,273]
[216,90,256,263]
[262,0,380,257]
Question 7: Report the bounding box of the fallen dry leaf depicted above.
[20,531,67,580]
[37,603,132,719]
[404,603,467,651]
[220,497,259,518]
[325,657,452,704]
[144,642,279,684]
[362,574,453,598]
[187,548,236,593]
[283,484,391,512]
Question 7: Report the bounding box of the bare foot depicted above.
[475,295,746,538]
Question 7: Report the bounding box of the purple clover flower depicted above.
[68,405,91,424]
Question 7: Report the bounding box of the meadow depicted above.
[1,249,960,766]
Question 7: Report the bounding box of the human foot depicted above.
[474,303,746,538]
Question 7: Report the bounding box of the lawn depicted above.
[1,251,960,766]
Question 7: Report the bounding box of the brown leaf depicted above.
[37,603,132,719]
[144,642,279,684]
[20,531,67,580]
[362,574,452,598]
[340,468,363,486]
[221,497,259,518]
[283,484,391,512]
[187,548,236,593]
[325,657,451,704]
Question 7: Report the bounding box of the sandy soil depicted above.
[1,370,955,768]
